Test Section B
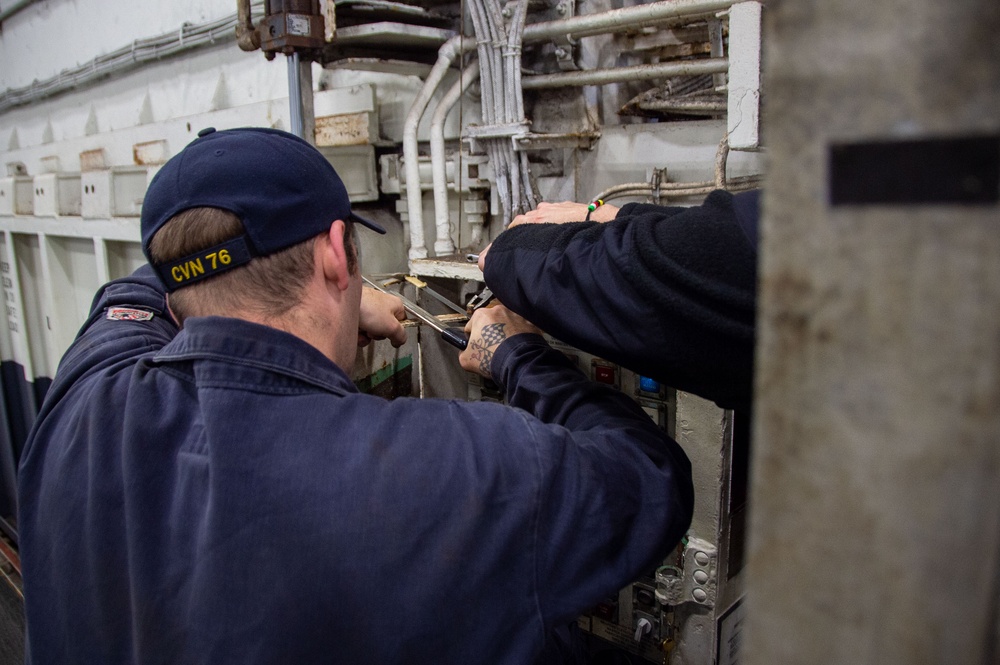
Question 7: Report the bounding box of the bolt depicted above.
[556,1,568,15]
[554,47,567,59]
[692,588,708,603]
[693,570,709,584]
[502,6,512,18]
[694,551,710,566]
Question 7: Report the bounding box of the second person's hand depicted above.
[510,201,620,227]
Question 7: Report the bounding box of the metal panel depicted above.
[32,173,81,217]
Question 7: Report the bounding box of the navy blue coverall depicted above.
[483,190,760,414]
[17,265,693,664]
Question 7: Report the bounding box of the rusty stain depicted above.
[314,112,372,147]
[79,149,107,172]
[132,139,169,166]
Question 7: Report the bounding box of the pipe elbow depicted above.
[235,0,261,51]
[235,26,261,52]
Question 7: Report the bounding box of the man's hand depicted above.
[509,200,620,227]
[359,286,407,348]
[459,303,542,378]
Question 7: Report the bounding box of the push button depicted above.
[594,365,615,385]
[639,376,660,393]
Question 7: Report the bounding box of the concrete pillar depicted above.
[747,0,1000,663]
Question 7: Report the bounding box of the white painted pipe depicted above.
[522,0,738,42]
[402,35,474,261]
[430,62,480,256]
[521,58,729,89]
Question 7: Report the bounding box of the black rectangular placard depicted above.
[829,135,999,205]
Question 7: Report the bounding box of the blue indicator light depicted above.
[639,377,660,393]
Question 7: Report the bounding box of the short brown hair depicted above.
[148,207,349,324]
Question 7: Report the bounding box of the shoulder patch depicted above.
[106,306,155,322]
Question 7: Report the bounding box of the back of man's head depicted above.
[141,127,383,322]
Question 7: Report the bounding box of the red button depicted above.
[594,365,615,384]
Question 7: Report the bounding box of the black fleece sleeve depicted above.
[483,190,758,412]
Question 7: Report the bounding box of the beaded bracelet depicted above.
[584,199,604,222]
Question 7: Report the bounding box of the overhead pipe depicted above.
[592,176,761,203]
[521,58,729,89]
[521,0,738,42]
[430,62,481,256]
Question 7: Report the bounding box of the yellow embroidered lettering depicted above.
[171,265,184,283]
[206,252,218,269]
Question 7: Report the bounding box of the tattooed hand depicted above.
[459,303,542,379]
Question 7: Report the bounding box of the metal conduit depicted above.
[593,176,761,203]
[521,0,737,42]
[521,57,729,89]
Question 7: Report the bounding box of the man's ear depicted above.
[320,219,352,291]
[164,294,182,327]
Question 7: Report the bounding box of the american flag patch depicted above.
[106,307,154,322]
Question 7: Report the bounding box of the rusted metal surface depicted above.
[79,148,106,172]
[132,139,169,166]
[314,111,373,147]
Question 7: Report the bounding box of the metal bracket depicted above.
[551,0,579,70]
[464,122,531,154]
[513,131,601,152]
[655,537,718,608]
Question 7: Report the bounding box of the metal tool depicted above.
[466,286,496,315]
[363,276,469,350]
[403,275,467,316]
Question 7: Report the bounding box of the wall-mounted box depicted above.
[81,167,147,219]
[33,173,82,216]
[319,145,378,202]
[0,176,35,215]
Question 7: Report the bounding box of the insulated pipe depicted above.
[430,62,481,256]
[402,35,474,261]
[521,0,737,42]
[521,58,729,89]
[592,175,761,202]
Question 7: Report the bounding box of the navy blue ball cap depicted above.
[141,127,384,290]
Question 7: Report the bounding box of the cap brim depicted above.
[349,212,386,235]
